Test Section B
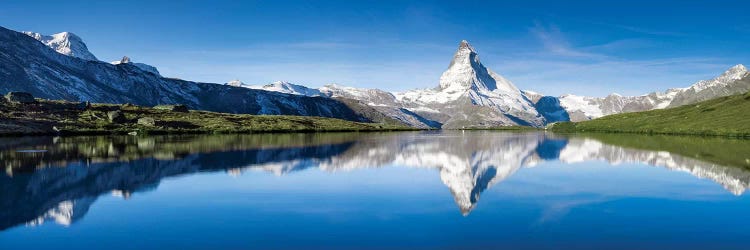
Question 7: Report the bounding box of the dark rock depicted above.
[76,101,91,111]
[107,110,127,123]
[5,92,35,104]
[154,104,189,113]
[533,96,570,123]
[137,117,156,126]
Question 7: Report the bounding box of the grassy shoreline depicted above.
[0,97,418,136]
[550,91,750,138]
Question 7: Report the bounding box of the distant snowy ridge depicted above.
[556,64,749,121]
[244,81,323,97]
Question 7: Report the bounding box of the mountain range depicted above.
[230,42,749,127]
[2,26,748,128]
[0,26,372,123]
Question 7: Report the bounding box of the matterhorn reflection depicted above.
[1,131,749,230]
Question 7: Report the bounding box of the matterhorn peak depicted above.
[446,40,480,70]
[436,39,520,93]
[458,40,476,53]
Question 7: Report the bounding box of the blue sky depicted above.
[0,0,748,96]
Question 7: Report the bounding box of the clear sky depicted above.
[0,0,748,96]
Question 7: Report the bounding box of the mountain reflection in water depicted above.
[1,131,749,230]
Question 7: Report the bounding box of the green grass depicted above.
[0,99,416,136]
[552,91,750,137]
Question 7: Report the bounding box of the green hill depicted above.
[552,91,750,137]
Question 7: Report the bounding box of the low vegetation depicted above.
[0,94,415,136]
[552,91,750,137]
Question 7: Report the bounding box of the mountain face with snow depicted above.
[555,64,749,121]
[395,40,544,128]
[224,41,545,128]
[26,30,164,77]
[0,26,370,122]
[246,81,324,97]
[23,31,99,61]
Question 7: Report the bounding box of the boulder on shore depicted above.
[107,110,127,123]
[137,117,156,126]
[75,101,91,110]
[153,104,189,113]
[5,92,35,104]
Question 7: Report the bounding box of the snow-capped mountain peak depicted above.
[226,79,247,87]
[458,39,476,53]
[23,31,99,61]
[110,56,161,76]
[112,56,131,64]
[688,64,748,92]
[440,40,488,91]
[438,40,520,94]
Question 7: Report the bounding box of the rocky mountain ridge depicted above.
[0,26,373,123]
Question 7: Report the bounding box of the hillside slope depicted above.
[0,26,371,123]
[551,90,750,137]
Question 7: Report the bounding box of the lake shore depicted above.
[0,97,418,136]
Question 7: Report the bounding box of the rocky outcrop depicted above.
[153,104,189,113]
[137,117,156,126]
[107,110,127,123]
[4,92,35,104]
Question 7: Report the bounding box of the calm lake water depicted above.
[1,131,750,249]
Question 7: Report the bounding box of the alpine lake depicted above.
[1,131,749,249]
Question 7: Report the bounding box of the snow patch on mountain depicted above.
[320,84,400,106]
[231,81,323,97]
[23,31,98,61]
